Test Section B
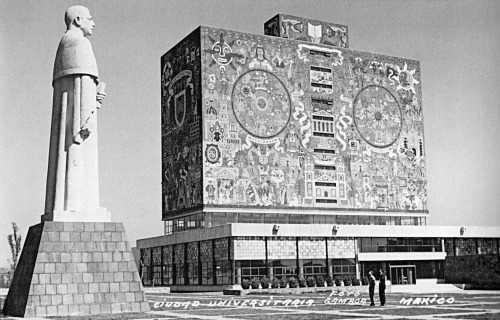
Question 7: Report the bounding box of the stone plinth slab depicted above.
[2,222,150,317]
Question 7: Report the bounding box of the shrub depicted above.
[288,276,298,288]
[271,278,280,288]
[241,279,250,289]
[361,276,368,285]
[326,275,334,286]
[316,275,325,287]
[260,276,270,289]
[306,276,316,287]
[445,254,500,289]
[279,277,289,288]
[343,276,352,286]
[352,277,360,286]
[251,277,260,289]
[298,275,307,288]
[334,276,342,286]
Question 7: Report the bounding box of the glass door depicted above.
[390,265,416,284]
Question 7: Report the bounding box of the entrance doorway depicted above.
[390,265,416,285]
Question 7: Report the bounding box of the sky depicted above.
[1,0,499,268]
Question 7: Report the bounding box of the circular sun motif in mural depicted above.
[231,70,291,139]
[353,85,402,148]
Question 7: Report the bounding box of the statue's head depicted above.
[65,5,95,36]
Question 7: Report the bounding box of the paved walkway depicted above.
[390,283,500,295]
[1,285,499,319]
[390,283,464,294]
[145,290,500,320]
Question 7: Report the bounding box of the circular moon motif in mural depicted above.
[231,70,291,139]
[353,85,402,148]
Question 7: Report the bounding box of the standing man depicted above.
[368,271,376,306]
[379,269,386,306]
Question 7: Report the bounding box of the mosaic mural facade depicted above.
[234,237,266,260]
[162,20,427,219]
[264,14,349,48]
[327,238,356,259]
[298,237,327,259]
[267,237,296,260]
[161,28,203,219]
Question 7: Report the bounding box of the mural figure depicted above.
[249,45,273,71]
[281,18,304,38]
[206,181,216,204]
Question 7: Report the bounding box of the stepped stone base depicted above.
[2,221,150,317]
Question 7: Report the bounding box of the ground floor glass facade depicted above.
[139,235,499,287]
[140,236,359,286]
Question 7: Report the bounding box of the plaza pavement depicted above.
[1,284,499,319]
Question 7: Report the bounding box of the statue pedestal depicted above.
[2,221,150,317]
[41,208,111,223]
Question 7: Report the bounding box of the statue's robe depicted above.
[44,29,107,221]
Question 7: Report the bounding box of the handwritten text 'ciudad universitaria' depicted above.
[153,290,369,309]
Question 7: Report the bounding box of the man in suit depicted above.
[379,269,386,306]
[368,271,376,306]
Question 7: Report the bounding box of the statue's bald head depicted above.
[64,5,95,36]
[65,6,89,28]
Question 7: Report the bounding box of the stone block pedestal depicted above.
[2,221,150,317]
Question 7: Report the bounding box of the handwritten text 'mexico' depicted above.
[400,294,455,306]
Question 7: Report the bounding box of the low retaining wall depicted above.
[452,283,474,290]
[224,284,391,296]
[168,285,241,292]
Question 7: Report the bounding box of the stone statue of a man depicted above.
[43,5,109,222]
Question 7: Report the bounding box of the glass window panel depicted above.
[401,217,412,225]
[369,216,376,225]
[359,216,369,225]
[238,213,251,223]
[290,214,307,224]
[373,238,387,252]
[325,215,336,224]
[336,215,348,224]
[277,214,289,223]
[347,215,358,224]
[264,213,278,223]
[313,215,327,224]
[379,216,390,225]
[226,212,237,223]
